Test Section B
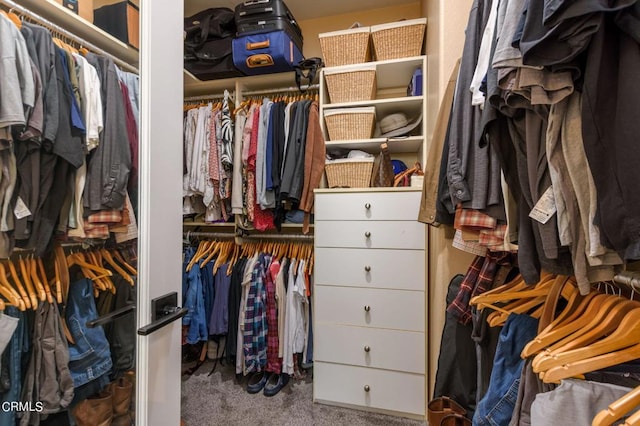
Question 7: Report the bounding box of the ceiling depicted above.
[184,0,418,21]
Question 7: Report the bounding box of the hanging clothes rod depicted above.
[184,231,314,242]
[613,271,640,291]
[183,90,235,103]
[184,92,230,102]
[0,0,139,74]
[241,84,320,97]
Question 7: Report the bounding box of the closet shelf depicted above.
[322,96,424,116]
[326,136,423,154]
[15,0,139,66]
[322,55,425,90]
[315,187,422,194]
[184,70,315,98]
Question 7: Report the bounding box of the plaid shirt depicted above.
[243,254,269,373]
[265,259,281,373]
[87,210,123,224]
[446,251,515,325]
[455,207,497,231]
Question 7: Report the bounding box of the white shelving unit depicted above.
[15,0,139,67]
[319,55,427,162]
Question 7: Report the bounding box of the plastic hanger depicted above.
[593,386,640,426]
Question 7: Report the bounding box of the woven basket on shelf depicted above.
[324,107,376,141]
[325,158,374,188]
[371,18,427,61]
[324,64,377,103]
[319,26,371,67]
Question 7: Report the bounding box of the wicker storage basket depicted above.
[324,107,376,141]
[324,64,377,103]
[319,26,371,67]
[371,18,427,61]
[325,157,374,188]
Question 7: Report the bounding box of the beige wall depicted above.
[421,0,476,399]
[299,2,421,59]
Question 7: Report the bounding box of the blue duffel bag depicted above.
[232,30,303,75]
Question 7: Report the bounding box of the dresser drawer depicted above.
[315,191,421,221]
[315,220,425,249]
[314,362,425,416]
[315,248,425,291]
[314,324,425,374]
[314,286,424,332]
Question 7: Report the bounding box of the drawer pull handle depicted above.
[364,385,370,392]
[364,265,371,272]
[364,345,371,353]
[365,232,371,238]
[365,203,371,210]
[364,305,371,312]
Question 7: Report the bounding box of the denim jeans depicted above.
[66,278,113,388]
[473,314,538,426]
[0,307,28,426]
[182,250,208,344]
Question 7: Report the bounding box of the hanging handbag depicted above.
[370,142,394,187]
[294,57,324,92]
[393,161,423,187]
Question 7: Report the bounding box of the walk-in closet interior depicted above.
[2,0,640,425]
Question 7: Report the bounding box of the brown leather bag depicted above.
[370,142,394,187]
[394,161,424,187]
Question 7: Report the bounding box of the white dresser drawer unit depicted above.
[314,362,426,416]
[314,323,425,374]
[315,191,422,221]
[314,285,424,332]
[315,247,425,291]
[314,220,425,250]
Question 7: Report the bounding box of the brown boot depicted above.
[427,396,466,426]
[110,377,133,426]
[72,391,113,426]
[124,371,136,423]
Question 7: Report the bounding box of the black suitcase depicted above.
[235,0,303,50]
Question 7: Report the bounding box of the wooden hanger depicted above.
[0,264,24,311]
[624,409,640,426]
[547,297,639,354]
[536,307,640,377]
[593,386,640,426]
[532,293,623,371]
[36,258,54,304]
[1,10,21,29]
[67,252,113,278]
[6,260,29,310]
[17,258,37,310]
[530,292,612,370]
[542,338,640,384]
[113,249,137,276]
[28,257,46,303]
[101,249,134,286]
[521,289,596,357]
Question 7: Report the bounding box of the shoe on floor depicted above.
[263,373,290,397]
[247,372,270,394]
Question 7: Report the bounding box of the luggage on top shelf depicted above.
[234,0,303,52]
